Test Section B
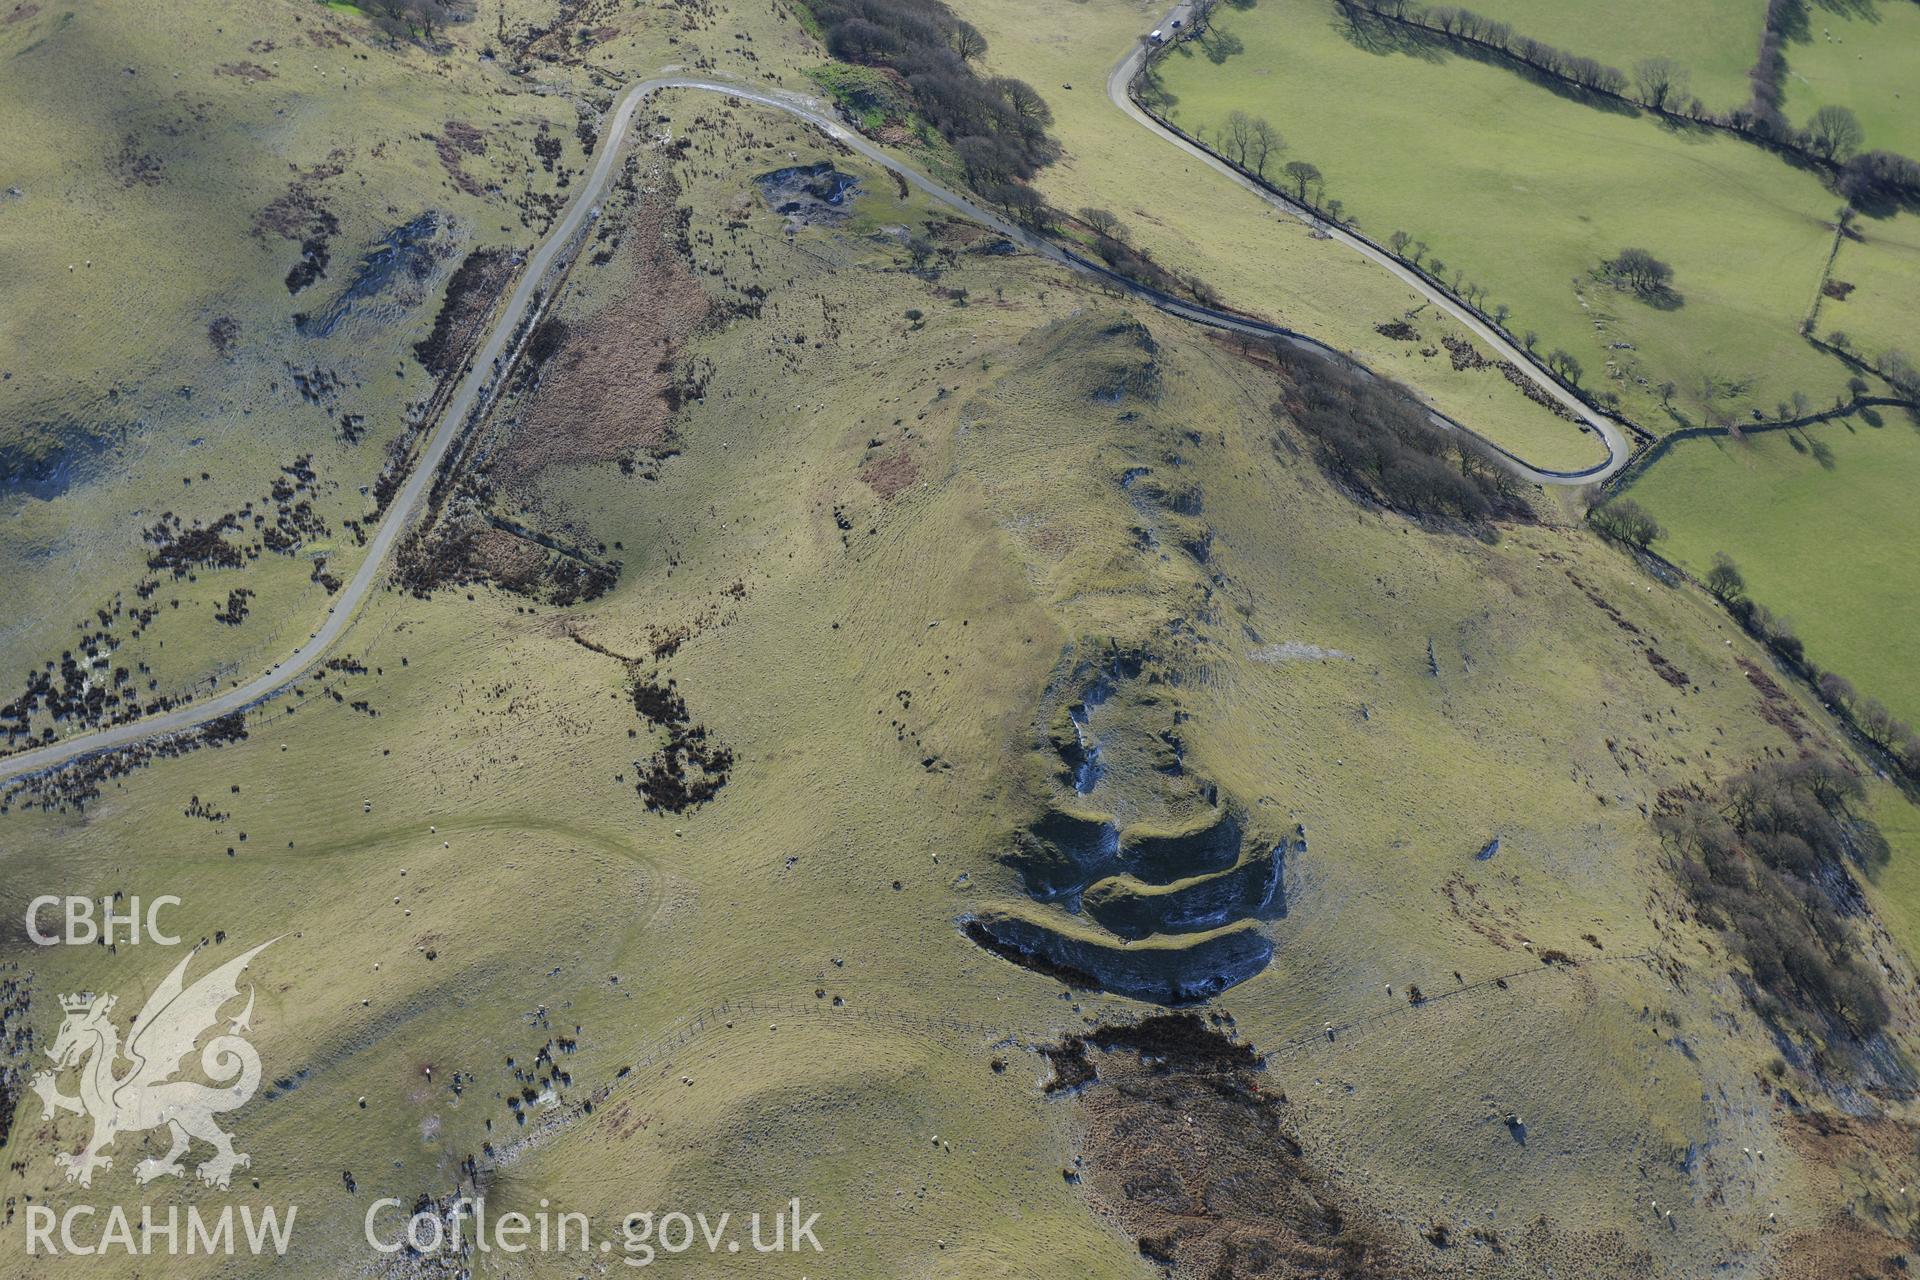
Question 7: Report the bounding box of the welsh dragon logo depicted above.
[31,940,274,1190]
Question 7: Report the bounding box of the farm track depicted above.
[1,53,1624,785]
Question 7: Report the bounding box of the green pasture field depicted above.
[1458,0,1768,113]
[1623,412,1920,723]
[1816,211,1920,363]
[1151,0,1867,433]
[1781,0,1920,160]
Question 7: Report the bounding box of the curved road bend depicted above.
[1108,6,1630,479]
[1,66,1619,785]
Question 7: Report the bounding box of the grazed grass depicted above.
[1781,0,1920,160]
[941,0,1608,470]
[1624,413,1920,722]
[1152,0,1863,433]
[1817,214,1920,365]
[1453,0,1768,112]
[4,5,1919,1278]
[0,0,830,747]
[7,88,1910,1277]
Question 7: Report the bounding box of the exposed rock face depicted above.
[969,643,1299,1002]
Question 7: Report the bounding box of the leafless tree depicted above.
[1223,110,1256,167]
[1282,160,1322,201]
[1805,104,1864,163]
[1632,58,1689,112]
[951,20,987,62]
[1248,118,1284,177]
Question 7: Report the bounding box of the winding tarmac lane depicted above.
[1108,7,1630,480]
[0,61,1625,786]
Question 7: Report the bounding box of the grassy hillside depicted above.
[4,1,1920,1276]
[4,82,1919,1276]
[0,0,828,753]
[0,0,1611,764]
[1623,414,1920,724]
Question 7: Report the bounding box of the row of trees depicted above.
[1352,0,1632,94]
[1071,207,1226,308]
[1341,0,1920,206]
[1742,3,1880,168]
[1589,506,1812,668]
[1744,0,1791,139]
[812,0,1057,184]
[1214,111,1285,177]
[1681,548,1920,786]
[367,0,463,43]
[1588,496,1662,548]
[1838,150,1920,208]
[1202,112,1330,206]
[1818,671,1920,779]
[1383,232,1497,317]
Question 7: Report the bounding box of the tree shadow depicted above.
[1330,7,1446,62]
[1811,0,1878,24]
[1496,57,1643,118]
[1850,814,1892,877]
[1605,280,1686,310]
[1802,431,1839,467]
[1650,114,1723,147]
[1844,181,1920,221]
[1200,28,1244,64]
[1137,68,1179,113]
[1774,0,1813,43]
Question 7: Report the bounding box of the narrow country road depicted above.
[0,54,1625,787]
[1108,3,1630,481]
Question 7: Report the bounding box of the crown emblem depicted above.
[59,992,101,1013]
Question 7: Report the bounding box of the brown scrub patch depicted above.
[500,186,711,482]
[470,528,547,589]
[1050,1015,1393,1278]
[414,248,515,378]
[860,452,920,500]
[1050,1015,1660,1277]
[1772,1110,1920,1278]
